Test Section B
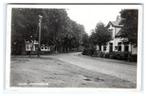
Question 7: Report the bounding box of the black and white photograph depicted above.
[6,4,142,89]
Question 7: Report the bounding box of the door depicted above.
[109,43,113,52]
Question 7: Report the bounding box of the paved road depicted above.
[50,52,137,83]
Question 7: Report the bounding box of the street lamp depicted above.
[38,15,43,57]
[38,15,43,47]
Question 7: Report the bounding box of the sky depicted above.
[66,5,123,35]
[9,4,140,35]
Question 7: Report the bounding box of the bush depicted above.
[108,52,132,60]
[82,48,95,56]
[104,53,110,58]
[82,48,137,62]
[128,54,137,62]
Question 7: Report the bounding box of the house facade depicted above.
[96,16,137,55]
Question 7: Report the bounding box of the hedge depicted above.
[82,48,137,62]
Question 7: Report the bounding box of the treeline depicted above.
[11,8,86,54]
[82,22,111,51]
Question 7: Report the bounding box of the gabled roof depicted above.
[107,21,123,28]
[106,15,123,28]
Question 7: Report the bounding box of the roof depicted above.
[106,15,123,28]
[107,21,123,28]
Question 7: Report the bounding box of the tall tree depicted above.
[90,22,111,49]
[11,8,86,54]
[81,33,89,48]
[119,9,138,45]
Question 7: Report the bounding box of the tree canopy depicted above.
[119,9,138,45]
[89,22,111,46]
[11,8,86,54]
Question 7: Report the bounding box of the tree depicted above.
[11,8,86,54]
[119,9,138,45]
[81,33,89,48]
[90,22,111,50]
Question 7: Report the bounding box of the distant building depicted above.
[97,16,137,55]
[25,40,50,52]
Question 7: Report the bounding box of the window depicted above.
[108,29,113,32]
[124,45,129,52]
[41,46,43,49]
[108,29,113,38]
[110,43,113,46]
[109,43,113,52]
[99,46,101,51]
[115,46,118,50]
[103,45,107,51]
[118,42,122,51]
[124,42,129,52]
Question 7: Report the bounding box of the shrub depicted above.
[104,53,110,58]
[82,48,137,62]
[128,54,137,62]
[108,52,132,60]
[82,48,95,56]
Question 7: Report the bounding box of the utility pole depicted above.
[38,15,43,57]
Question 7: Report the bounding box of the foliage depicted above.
[11,8,86,54]
[108,52,130,60]
[82,47,137,62]
[81,33,90,48]
[82,22,111,56]
[82,48,95,56]
[89,22,111,47]
[119,9,138,45]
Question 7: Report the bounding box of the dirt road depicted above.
[51,52,137,83]
[10,52,136,88]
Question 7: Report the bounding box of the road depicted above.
[10,52,137,88]
[51,52,137,83]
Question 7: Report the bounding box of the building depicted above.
[97,16,137,55]
[25,40,50,52]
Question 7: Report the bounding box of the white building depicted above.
[25,40,50,52]
[97,16,137,55]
